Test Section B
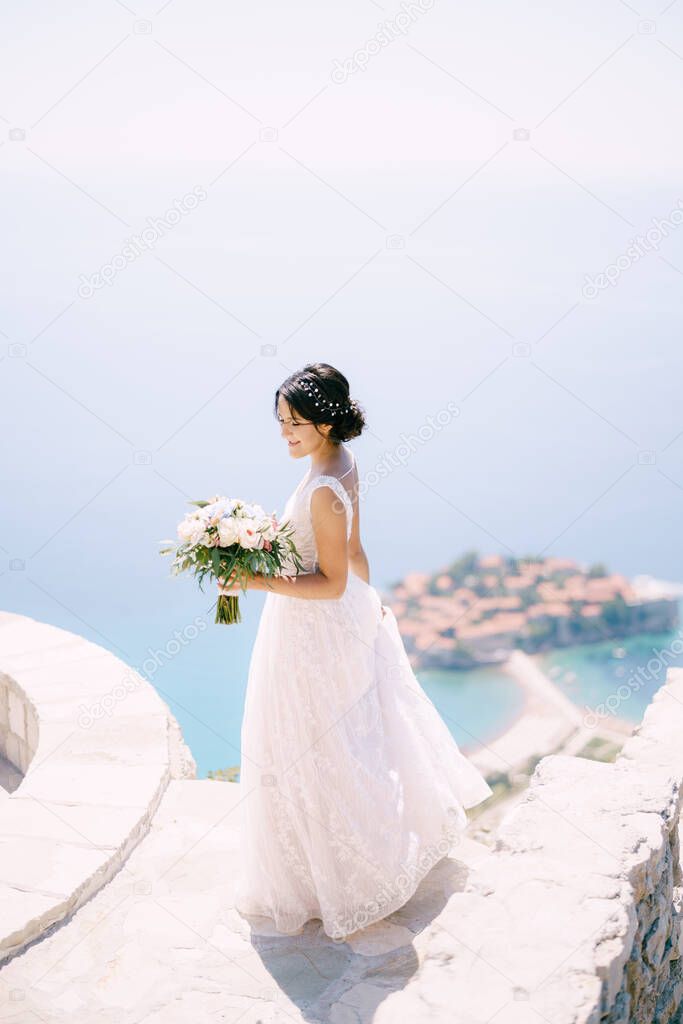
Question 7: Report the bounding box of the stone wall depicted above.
[611,669,683,1022]
[0,668,38,785]
[376,668,683,1023]
[0,610,196,963]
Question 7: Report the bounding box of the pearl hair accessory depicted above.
[300,378,354,417]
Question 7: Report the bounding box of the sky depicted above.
[2,0,683,771]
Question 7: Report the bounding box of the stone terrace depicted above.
[1,611,682,1023]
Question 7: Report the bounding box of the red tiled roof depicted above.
[502,575,533,589]
[543,557,580,572]
[457,612,527,638]
[480,554,504,569]
[539,602,572,617]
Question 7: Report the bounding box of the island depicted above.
[384,551,679,669]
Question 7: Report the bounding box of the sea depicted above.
[113,593,682,778]
[533,598,683,727]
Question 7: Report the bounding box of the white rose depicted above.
[178,514,201,542]
[236,518,261,549]
[178,517,210,547]
[217,516,239,546]
[177,520,192,543]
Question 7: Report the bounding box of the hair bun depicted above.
[334,396,365,443]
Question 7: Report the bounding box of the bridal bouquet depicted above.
[159,496,304,624]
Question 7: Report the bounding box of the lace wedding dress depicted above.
[234,454,493,940]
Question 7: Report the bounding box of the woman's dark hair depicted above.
[274,362,366,444]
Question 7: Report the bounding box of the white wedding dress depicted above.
[234,454,493,940]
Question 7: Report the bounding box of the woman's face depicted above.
[277,395,330,459]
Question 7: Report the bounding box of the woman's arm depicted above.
[219,485,348,601]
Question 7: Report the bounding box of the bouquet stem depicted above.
[216,594,241,625]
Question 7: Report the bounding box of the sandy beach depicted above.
[466,649,634,781]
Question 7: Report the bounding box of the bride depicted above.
[218,362,493,940]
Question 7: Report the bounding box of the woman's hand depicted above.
[217,570,239,595]
[218,569,261,595]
